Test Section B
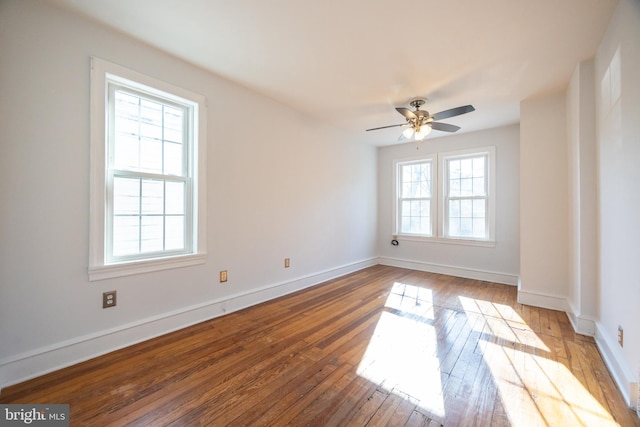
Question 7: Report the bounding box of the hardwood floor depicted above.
[2,265,639,426]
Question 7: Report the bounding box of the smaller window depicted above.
[396,158,435,237]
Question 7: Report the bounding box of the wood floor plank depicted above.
[2,265,638,427]
[383,391,418,427]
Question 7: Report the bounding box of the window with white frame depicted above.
[442,152,489,240]
[89,57,207,280]
[397,159,435,236]
[394,147,495,244]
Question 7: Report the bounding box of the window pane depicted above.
[165,216,185,250]
[460,158,473,178]
[402,183,411,198]
[114,134,140,170]
[113,177,140,215]
[473,199,486,217]
[165,181,184,215]
[473,157,485,176]
[164,142,183,175]
[140,99,162,126]
[140,137,163,172]
[410,200,422,216]
[402,166,412,183]
[401,216,411,233]
[460,199,472,217]
[449,160,460,179]
[449,199,460,217]
[115,116,139,137]
[139,100,163,141]
[141,179,164,215]
[473,177,485,196]
[449,218,460,236]
[449,178,460,197]
[113,216,139,256]
[419,179,430,198]
[115,91,139,115]
[421,200,431,234]
[460,178,472,196]
[473,218,486,238]
[164,106,183,143]
[460,218,473,235]
[140,216,163,253]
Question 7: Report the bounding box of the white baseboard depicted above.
[0,258,377,390]
[377,256,518,286]
[516,287,569,312]
[565,301,596,336]
[566,312,596,336]
[594,322,639,410]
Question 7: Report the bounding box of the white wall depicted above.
[519,93,569,310]
[594,0,640,408]
[377,125,520,284]
[0,0,377,387]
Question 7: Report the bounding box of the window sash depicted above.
[105,82,194,264]
[444,196,488,239]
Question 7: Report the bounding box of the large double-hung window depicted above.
[394,147,495,244]
[442,152,489,239]
[89,58,207,280]
[109,86,190,260]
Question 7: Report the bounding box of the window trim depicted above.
[392,146,496,246]
[89,57,207,281]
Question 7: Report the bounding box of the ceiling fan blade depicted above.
[431,105,475,121]
[366,123,409,131]
[396,107,417,120]
[430,122,461,132]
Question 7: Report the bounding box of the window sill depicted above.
[394,235,496,248]
[89,253,206,281]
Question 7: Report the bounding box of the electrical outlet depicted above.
[284,258,290,268]
[618,326,624,347]
[103,291,116,309]
[220,270,228,283]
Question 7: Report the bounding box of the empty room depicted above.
[1,0,639,425]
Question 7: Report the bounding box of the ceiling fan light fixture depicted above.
[415,125,431,140]
[402,127,415,139]
[366,99,474,141]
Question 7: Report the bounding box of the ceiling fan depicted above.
[366,98,475,141]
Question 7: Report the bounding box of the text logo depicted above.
[1,405,69,426]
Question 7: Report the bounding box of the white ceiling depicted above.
[49,0,617,145]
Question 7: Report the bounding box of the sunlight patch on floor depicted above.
[385,282,435,320]
[458,295,550,353]
[357,282,444,418]
[469,315,620,426]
